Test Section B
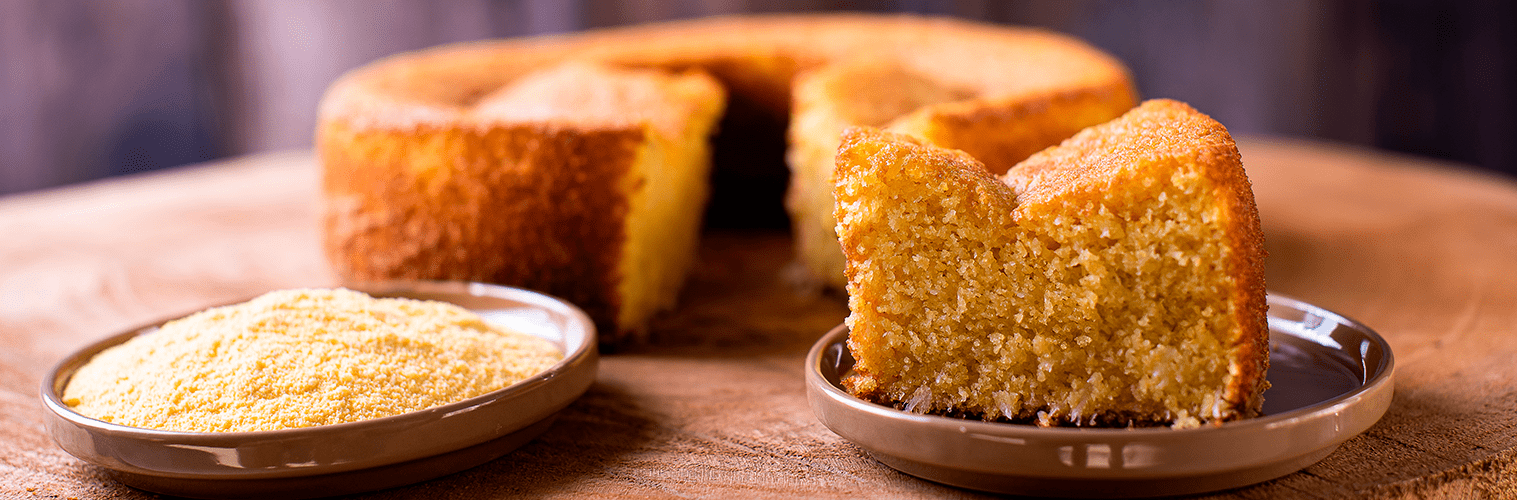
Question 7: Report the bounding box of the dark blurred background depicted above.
[2,0,1513,196]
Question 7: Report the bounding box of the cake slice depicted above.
[321,62,726,342]
[834,99,1268,427]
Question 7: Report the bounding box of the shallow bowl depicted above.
[42,281,598,499]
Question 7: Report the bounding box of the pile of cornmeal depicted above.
[62,288,562,433]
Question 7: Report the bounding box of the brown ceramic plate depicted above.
[41,281,598,499]
[806,293,1394,498]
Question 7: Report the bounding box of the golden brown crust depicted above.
[319,14,1134,129]
[1212,126,1271,419]
[890,84,1139,175]
[320,120,641,337]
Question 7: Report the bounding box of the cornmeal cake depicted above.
[318,15,1137,340]
[834,99,1268,428]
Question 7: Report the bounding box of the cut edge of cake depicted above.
[834,99,1268,428]
[321,62,728,343]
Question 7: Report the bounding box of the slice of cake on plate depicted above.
[833,99,1269,428]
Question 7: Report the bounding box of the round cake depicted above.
[317,14,1138,342]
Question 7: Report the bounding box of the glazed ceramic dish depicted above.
[806,294,1394,498]
[41,281,598,499]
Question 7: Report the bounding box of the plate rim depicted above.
[805,292,1395,494]
[40,280,599,483]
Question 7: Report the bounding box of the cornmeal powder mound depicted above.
[62,288,562,433]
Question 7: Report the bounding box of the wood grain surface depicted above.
[2,138,1514,499]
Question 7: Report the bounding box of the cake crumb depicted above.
[834,100,1269,428]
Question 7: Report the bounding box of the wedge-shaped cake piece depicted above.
[322,62,726,342]
[834,99,1268,427]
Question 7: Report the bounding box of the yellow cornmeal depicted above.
[62,288,563,433]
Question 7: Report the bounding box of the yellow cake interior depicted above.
[474,62,728,333]
[835,100,1268,427]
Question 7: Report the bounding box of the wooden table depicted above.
[3,138,1514,499]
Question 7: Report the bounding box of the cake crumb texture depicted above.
[835,99,1268,427]
[62,288,562,433]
